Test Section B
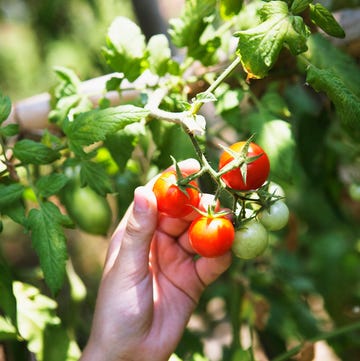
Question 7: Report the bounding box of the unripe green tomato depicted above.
[268,182,285,198]
[258,201,289,231]
[61,180,112,235]
[232,220,268,259]
[349,183,360,202]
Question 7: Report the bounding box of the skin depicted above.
[80,159,232,361]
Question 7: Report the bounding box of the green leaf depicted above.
[194,91,217,104]
[79,160,113,196]
[236,1,264,30]
[306,65,360,139]
[35,174,69,198]
[103,16,147,82]
[230,348,254,361]
[249,115,295,182]
[192,353,209,361]
[0,315,17,340]
[13,281,61,360]
[49,94,93,126]
[28,202,69,294]
[291,0,312,14]
[52,66,81,99]
[0,123,19,137]
[169,0,220,66]
[235,1,310,79]
[302,34,360,98]
[215,84,244,114]
[1,199,26,225]
[169,0,217,46]
[0,257,17,327]
[105,122,145,171]
[309,3,345,38]
[0,183,24,210]
[105,75,124,91]
[284,83,320,118]
[54,66,81,87]
[43,324,81,361]
[261,87,291,118]
[64,105,148,155]
[149,121,196,170]
[41,129,64,149]
[13,139,61,165]
[0,93,12,125]
[169,354,182,361]
[220,0,243,20]
[147,34,179,76]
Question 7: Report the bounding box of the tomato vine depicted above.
[1,1,359,360]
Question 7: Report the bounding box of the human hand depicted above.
[80,159,232,361]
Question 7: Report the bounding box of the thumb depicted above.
[112,186,158,282]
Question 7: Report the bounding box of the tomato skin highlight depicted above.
[219,141,270,191]
[189,216,235,258]
[153,170,200,218]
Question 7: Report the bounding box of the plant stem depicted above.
[229,262,246,354]
[187,131,229,188]
[190,56,241,115]
[271,320,360,361]
[147,56,243,193]
[146,56,241,134]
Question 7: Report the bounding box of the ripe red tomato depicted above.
[153,170,200,218]
[218,141,270,191]
[188,215,235,258]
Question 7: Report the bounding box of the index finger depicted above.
[105,158,201,266]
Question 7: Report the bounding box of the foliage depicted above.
[1,0,360,360]
[0,0,134,100]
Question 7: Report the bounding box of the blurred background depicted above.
[0,0,184,100]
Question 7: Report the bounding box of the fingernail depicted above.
[133,187,150,213]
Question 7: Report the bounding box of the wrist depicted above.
[80,344,170,361]
[79,341,142,361]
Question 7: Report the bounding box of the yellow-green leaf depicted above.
[235,1,309,79]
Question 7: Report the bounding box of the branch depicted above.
[5,71,158,132]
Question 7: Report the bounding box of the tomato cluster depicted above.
[152,141,289,259]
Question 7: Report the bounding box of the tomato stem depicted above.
[190,56,241,115]
[187,130,228,189]
[228,262,246,353]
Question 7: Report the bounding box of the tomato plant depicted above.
[232,220,268,260]
[218,141,270,191]
[258,200,289,231]
[152,170,200,218]
[1,1,360,361]
[188,215,235,258]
